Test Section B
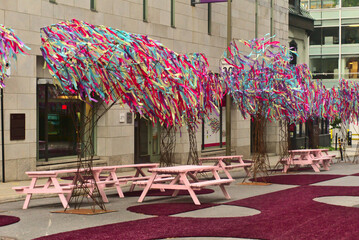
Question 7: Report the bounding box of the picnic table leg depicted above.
[51,177,70,208]
[170,175,182,197]
[179,174,201,205]
[23,177,38,209]
[218,161,233,180]
[188,172,199,182]
[213,170,231,199]
[322,161,330,171]
[138,173,157,203]
[92,171,109,203]
[110,172,124,198]
[130,168,145,192]
[282,163,289,173]
[311,163,320,172]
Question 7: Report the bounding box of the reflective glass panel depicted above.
[342,56,359,80]
[310,57,339,79]
[310,27,339,45]
[38,84,84,160]
[343,0,359,7]
[342,26,359,44]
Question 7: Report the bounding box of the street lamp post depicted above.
[226,0,232,156]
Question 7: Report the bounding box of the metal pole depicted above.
[225,0,232,156]
[255,0,258,38]
[1,88,5,182]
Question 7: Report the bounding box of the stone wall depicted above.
[0,0,288,180]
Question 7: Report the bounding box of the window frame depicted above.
[208,3,212,35]
[90,0,96,11]
[171,0,175,28]
[143,0,148,22]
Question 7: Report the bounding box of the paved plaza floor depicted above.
[1,150,359,239]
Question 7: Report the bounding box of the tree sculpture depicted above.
[0,25,29,86]
[182,57,223,165]
[337,78,359,162]
[223,35,311,180]
[0,25,29,183]
[40,19,220,211]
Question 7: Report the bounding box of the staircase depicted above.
[36,157,107,171]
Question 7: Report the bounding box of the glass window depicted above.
[310,0,321,9]
[310,0,338,8]
[310,27,339,45]
[320,118,329,134]
[343,0,359,7]
[310,28,322,45]
[301,0,309,9]
[290,40,297,65]
[208,3,211,35]
[323,0,338,8]
[323,27,339,44]
[143,0,148,22]
[171,0,175,28]
[342,56,359,80]
[310,56,339,79]
[90,0,96,11]
[202,95,225,150]
[342,26,359,44]
[37,83,85,161]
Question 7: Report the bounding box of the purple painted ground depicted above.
[123,188,214,197]
[0,215,20,227]
[251,174,344,185]
[35,184,359,240]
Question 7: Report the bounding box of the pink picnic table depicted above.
[13,169,78,209]
[309,149,336,163]
[96,163,161,198]
[199,155,252,179]
[284,149,331,173]
[137,165,234,205]
[12,163,160,209]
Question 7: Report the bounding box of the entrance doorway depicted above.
[134,115,160,164]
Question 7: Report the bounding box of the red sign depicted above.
[198,0,228,3]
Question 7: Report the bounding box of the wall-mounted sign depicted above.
[119,113,125,123]
[192,0,229,4]
[127,112,132,124]
[10,113,25,141]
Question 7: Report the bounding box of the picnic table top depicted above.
[289,149,327,153]
[149,165,217,173]
[25,163,160,176]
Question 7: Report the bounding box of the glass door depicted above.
[134,116,160,163]
[37,79,84,162]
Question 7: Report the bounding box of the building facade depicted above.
[305,0,359,88]
[305,0,357,143]
[0,0,288,181]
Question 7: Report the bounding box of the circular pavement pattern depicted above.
[314,196,359,208]
[173,205,260,218]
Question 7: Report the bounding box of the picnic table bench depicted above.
[281,149,332,173]
[137,165,234,205]
[199,155,252,179]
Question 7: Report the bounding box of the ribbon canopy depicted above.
[41,19,221,127]
[337,78,359,125]
[223,35,313,123]
[0,24,29,87]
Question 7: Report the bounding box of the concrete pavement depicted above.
[0,147,358,239]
